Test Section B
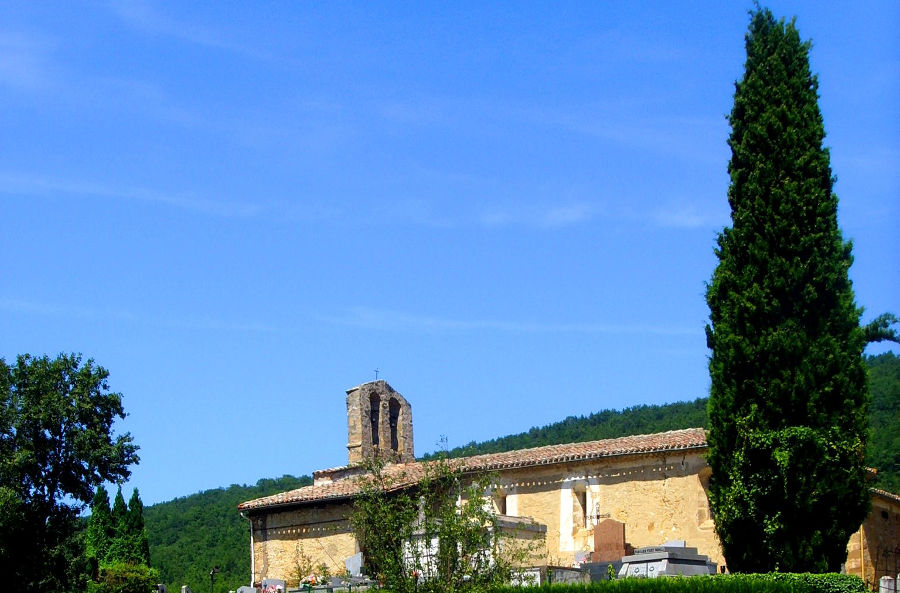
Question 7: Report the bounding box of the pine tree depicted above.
[111,487,128,529]
[108,486,131,563]
[126,488,151,565]
[706,7,870,573]
[102,486,152,565]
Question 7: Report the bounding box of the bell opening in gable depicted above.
[389,397,401,452]
[370,393,380,448]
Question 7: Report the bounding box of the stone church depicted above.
[238,381,900,587]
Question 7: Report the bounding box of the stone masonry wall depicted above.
[250,501,357,585]
[250,451,722,583]
[346,381,414,465]
[845,492,900,590]
[250,449,900,584]
[496,451,721,567]
[248,453,900,584]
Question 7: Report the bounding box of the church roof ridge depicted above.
[872,487,900,505]
[456,427,707,472]
[238,428,708,512]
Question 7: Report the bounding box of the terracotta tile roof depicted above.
[239,462,428,511]
[238,428,708,512]
[455,427,707,471]
[872,488,900,505]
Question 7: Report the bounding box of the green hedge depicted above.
[727,573,867,593]
[486,573,866,593]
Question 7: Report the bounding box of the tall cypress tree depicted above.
[108,487,130,563]
[126,488,151,565]
[86,486,113,569]
[706,7,870,573]
[111,487,128,531]
[100,486,152,566]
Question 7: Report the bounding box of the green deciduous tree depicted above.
[350,456,543,593]
[0,353,139,593]
[705,7,898,573]
[350,461,419,591]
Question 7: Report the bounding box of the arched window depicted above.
[389,397,401,452]
[370,394,380,447]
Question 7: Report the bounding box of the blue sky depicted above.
[2,1,897,506]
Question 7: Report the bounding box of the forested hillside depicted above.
[146,353,898,590]
[867,352,900,493]
[428,354,900,493]
[145,475,311,593]
[421,398,710,459]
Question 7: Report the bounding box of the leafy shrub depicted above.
[351,456,545,593]
[87,562,160,593]
[730,572,867,593]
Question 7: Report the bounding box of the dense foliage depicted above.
[87,563,160,593]
[350,456,541,593]
[349,461,420,591]
[145,475,311,593]
[86,486,158,593]
[867,352,900,493]
[488,572,865,592]
[86,484,154,591]
[704,7,877,573]
[0,353,139,593]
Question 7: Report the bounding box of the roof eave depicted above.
[238,440,709,512]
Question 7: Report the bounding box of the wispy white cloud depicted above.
[478,202,594,229]
[541,203,593,227]
[3,299,699,337]
[0,172,259,218]
[0,31,55,91]
[580,29,694,66]
[107,0,270,60]
[0,27,222,132]
[0,297,277,333]
[651,201,727,229]
[322,306,699,337]
[840,147,900,176]
[91,76,211,128]
[562,113,724,165]
[378,100,446,127]
[0,170,724,232]
[477,208,513,227]
[504,101,726,166]
[380,198,457,228]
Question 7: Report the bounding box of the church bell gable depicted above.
[346,380,414,465]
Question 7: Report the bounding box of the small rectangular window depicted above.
[493,490,507,515]
[573,489,587,529]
